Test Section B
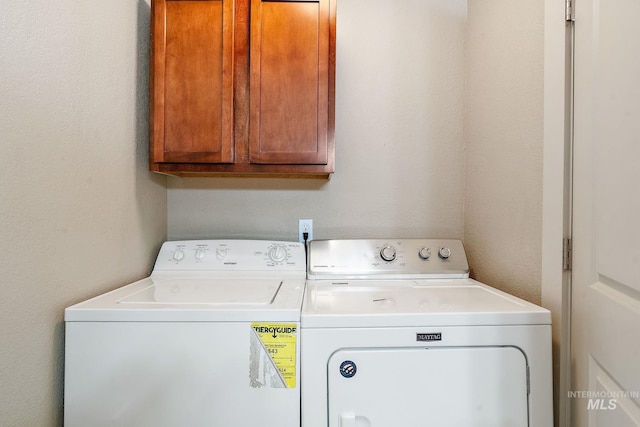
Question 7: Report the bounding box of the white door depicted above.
[572,0,640,425]
[327,347,528,426]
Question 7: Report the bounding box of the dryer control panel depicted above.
[153,240,306,273]
[307,239,469,279]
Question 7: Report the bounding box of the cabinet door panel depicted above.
[250,0,330,165]
[151,0,233,164]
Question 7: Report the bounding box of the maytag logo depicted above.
[417,333,442,342]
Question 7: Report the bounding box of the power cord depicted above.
[303,232,309,260]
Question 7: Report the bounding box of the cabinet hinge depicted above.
[566,0,575,22]
[563,238,573,271]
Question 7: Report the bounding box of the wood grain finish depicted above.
[150,0,336,177]
[151,0,233,164]
[249,0,329,165]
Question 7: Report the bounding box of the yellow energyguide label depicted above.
[251,323,297,388]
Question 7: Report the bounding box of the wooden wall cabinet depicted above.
[150,0,336,178]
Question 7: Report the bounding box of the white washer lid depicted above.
[66,274,306,322]
[118,277,284,305]
[301,278,551,328]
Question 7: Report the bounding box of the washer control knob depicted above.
[172,249,185,261]
[380,245,397,262]
[195,248,206,261]
[418,247,431,260]
[438,247,452,259]
[268,245,288,263]
[215,248,227,260]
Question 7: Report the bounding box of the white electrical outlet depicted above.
[298,219,313,243]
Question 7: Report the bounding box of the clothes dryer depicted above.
[301,239,552,427]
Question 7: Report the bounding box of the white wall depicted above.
[0,0,546,424]
[168,0,468,243]
[464,0,544,303]
[0,1,166,425]
[167,0,545,306]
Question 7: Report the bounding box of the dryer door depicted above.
[328,346,528,427]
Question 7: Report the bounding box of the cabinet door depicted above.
[249,0,332,165]
[151,0,234,164]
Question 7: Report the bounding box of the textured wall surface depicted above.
[464,0,544,303]
[168,0,468,243]
[0,1,166,425]
[167,0,545,305]
[0,0,546,424]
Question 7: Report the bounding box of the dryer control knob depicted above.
[268,245,288,263]
[380,245,397,262]
[172,249,185,261]
[195,248,206,261]
[438,247,452,259]
[418,247,431,260]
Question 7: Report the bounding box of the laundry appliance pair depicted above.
[64,239,552,426]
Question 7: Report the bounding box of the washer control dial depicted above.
[268,245,289,263]
[195,248,206,261]
[215,248,227,260]
[438,247,452,259]
[418,247,431,260]
[380,245,397,262]
[172,249,185,261]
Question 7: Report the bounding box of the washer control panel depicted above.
[307,239,469,279]
[153,240,306,272]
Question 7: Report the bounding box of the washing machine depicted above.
[64,240,305,427]
[301,239,553,427]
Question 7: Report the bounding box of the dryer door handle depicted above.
[339,411,356,427]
